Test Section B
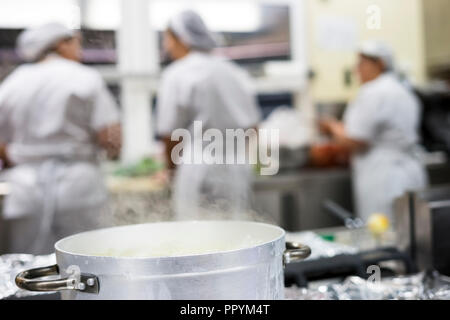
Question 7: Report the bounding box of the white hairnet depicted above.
[168,10,216,51]
[359,40,395,71]
[17,23,75,62]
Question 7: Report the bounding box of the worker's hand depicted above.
[318,118,340,136]
[0,144,12,169]
[96,123,122,160]
[318,119,368,154]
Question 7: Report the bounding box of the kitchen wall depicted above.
[422,0,450,77]
[305,0,427,103]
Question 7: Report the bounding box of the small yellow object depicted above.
[367,213,390,236]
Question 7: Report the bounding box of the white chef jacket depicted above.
[0,55,120,253]
[344,72,427,222]
[156,52,261,219]
[0,55,119,164]
[156,51,261,135]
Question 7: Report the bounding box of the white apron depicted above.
[173,147,254,221]
[3,160,108,255]
[352,146,427,222]
[173,163,253,221]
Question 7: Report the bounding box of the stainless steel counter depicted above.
[252,168,354,232]
[0,183,9,254]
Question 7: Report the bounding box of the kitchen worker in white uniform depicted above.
[156,11,262,220]
[320,41,427,223]
[0,23,121,254]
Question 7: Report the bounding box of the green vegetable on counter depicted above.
[114,157,164,177]
[319,234,336,242]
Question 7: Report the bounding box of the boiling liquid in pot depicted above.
[92,235,263,258]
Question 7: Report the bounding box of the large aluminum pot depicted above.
[15,220,310,300]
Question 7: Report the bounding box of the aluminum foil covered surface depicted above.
[0,254,56,299]
[285,271,450,300]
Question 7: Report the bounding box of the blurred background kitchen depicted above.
[1,0,450,291]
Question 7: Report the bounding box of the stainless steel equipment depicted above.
[0,182,9,254]
[253,169,353,231]
[322,199,364,229]
[394,185,450,275]
[15,221,310,300]
[278,146,310,171]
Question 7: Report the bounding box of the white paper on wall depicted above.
[316,15,359,51]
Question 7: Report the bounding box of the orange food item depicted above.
[309,143,350,168]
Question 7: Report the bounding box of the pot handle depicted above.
[15,264,99,294]
[283,242,311,266]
